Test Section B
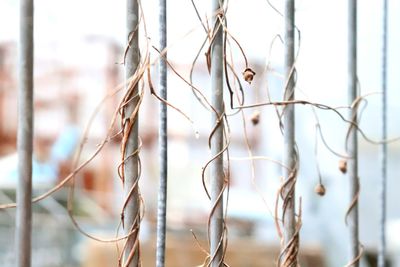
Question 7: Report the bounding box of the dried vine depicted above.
[2,2,400,267]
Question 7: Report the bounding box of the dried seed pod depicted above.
[339,159,347,174]
[250,111,260,125]
[243,68,256,84]
[314,183,326,196]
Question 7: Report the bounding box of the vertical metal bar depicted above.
[124,0,140,266]
[156,0,168,266]
[16,0,34,266]
[378,0,388,266]
[281,0,296,265]
[348,0,360,266]
[210,0,224,266]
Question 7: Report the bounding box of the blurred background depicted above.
[1,0,400,266]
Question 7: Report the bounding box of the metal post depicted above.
[348,0,360,266]
[156,0,168,266]
[16,0,34,266]
[123,0,140,266]
[281,0,297,266]
[378,0,388,266]
[210,0,224,266]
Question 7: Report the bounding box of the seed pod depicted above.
[314,183,326,196]
[250,111,260,125]
[339,159,347,174]
[243,68,256,84]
